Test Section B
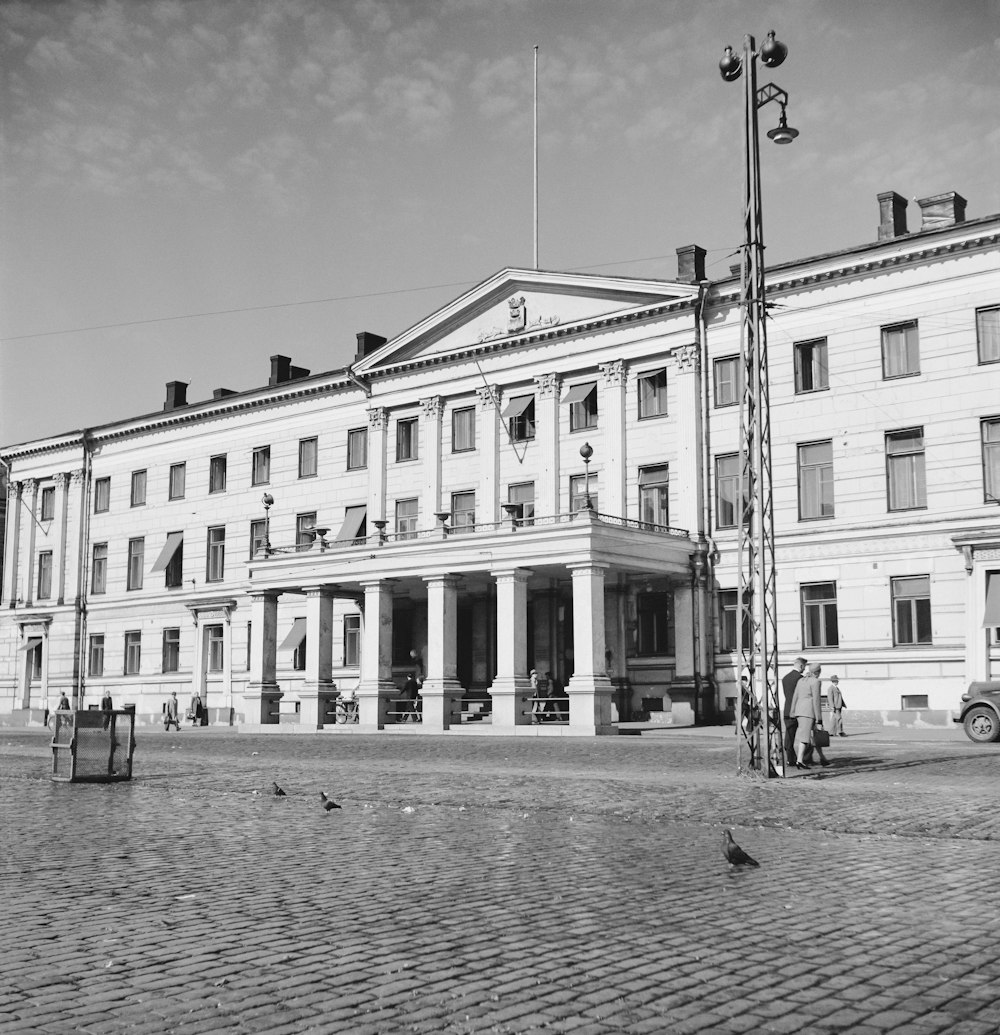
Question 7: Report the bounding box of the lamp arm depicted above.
[755,82,788,111]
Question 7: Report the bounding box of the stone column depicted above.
[421,396,444,521]
[51,473,69,605]
[674,343,703,534]
[534,374,561,517]
[367,407,389,526]
[245,590,281,724]
[476,384,500,525]
[358,579,397,728]
[24,480,38,605]
[300,585,336,729]
[65,470,86,605]
[566,562,615,733]
[421,574,463,730]
[4,481,22,607]
[488,568,534,727]
[599,361,627,518]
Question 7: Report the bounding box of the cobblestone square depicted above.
[1,726,997,1034]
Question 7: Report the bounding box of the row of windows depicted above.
[712,308,1000,406]
[85,615,364,677]
[718,575,933,651]
[714,417,1000,526]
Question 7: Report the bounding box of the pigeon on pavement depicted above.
[271,782,287,797]
[320,791,341,811]
[722,829,759,867]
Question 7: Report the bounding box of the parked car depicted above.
[955,682,1000,743]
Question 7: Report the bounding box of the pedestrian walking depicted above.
[163,691,181,731]
[781,657,807,766]
[399,674,419,722]
[188,692,202,726]
[101,690,113,730]
[827,675,846,737]
[56,692,71,711]
[791,662,829,769]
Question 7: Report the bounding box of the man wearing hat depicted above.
[827,675,846,737]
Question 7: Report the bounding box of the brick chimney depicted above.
[355,331,387,363]
[877,191,908,240]
[916,191,967,231]
[163,381,188,410]
[269,355,291,385]
[676,245,707,284]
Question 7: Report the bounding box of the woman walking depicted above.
[791,663,829,769]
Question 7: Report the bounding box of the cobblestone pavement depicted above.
[1,726,998,1035]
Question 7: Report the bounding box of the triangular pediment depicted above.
[355,268,698,371]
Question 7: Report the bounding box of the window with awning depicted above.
[563,382,598,431]
[336,505,367,542]
[983,573,1000,629]
[502,395,535,442]
[500,395,533,419]
[279,618,307,651]
[150,532,183,573]
[561,382,596,406]
[19,637,42,652]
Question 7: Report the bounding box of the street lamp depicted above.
[261,493,274,556]
[719,30,797,779]
[579,442,594,510]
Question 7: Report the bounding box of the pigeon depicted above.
[722,829,759,867]
[320,791,341,811]
[271,782,287,797]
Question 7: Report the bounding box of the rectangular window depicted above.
[94,477,110,513]
[717,590,753,653]
[37,552,53,600]
[347,428,368,470]
[130,470,147,507]
[983,418,1000,503]
[976,306,1000,365]
[296,512,318,550]
[168,462,186,500]
[165,534,184,588]
[507,396,536,442]
[801,582,839,648]
[162,628,180,674]
[251,446,270,486]
[638,369,668,419]
[637,592,674,656]
[40,486,55,521]
[508,481,535,525]
[714,357,739,407]
[250,519,268,558]
[395,418,418,461]
[715,453,742,529]
[452,407,476,452]
[451,491,476,534]
[124,630,141,675]
[91,543,108,595]
[207,526,226,582]
[886,428,926,511]
[206,625,224,672]
[298,437,318,478]
[798,441,834,519]
[88,634,105,677]
[794,338,829,393]
[901,694,929,710]
[127,538,144,591]
[565,382,598,431]
[344,614,361,667]
[570,474,598,513]
[891,575,932,645]
[881,321,920,379]
[395,498,418,539]
[209,455,227,493]
[639,464,670,526]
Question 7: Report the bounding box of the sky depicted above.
[1,0,998,448]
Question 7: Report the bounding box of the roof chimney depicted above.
[355,331,387,363]
[213,388,237,400]
[163,381,188,411]
[289,364,310,380]
[877,191,908,240]
[269,355,291,385]
[676,244,707,284]
[916,191,967,231]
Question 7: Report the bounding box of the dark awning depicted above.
[639,465,670,485]
[561,382,596,405]
[150,532,183,573]
[336,505,367,542]
[983,573,1000,628]
[19,637,42,652]
[279,618,307,651]
[501,394,533,419]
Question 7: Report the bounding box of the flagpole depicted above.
[533,44,539,270]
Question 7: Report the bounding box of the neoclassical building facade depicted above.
[2,189,999,731]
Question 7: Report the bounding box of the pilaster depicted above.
[599,361,626,517]
[534,374,561,517]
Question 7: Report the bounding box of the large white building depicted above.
[2,189,998,732]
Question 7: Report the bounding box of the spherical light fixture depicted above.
[719,45,742,81]
[759,30,787,68]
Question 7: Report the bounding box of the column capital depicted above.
[301,583,337,597]
[599,359,626,387]
[360,577,398,591]
[675,342,699,371]
[420,395,444,420]
[534,372,561,398]
[248,588,281,602]
[53,472,69,489]
[70,468,86,486]
[367,406,389,431]
[568,561,610,577]
[423,573,462,589]
[491,567,533,584]
[476,383,500,408]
